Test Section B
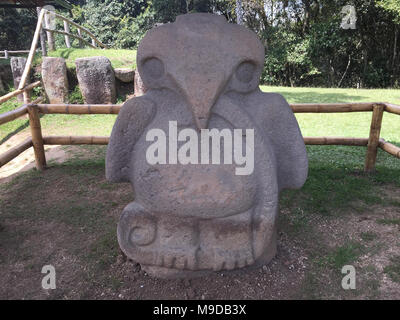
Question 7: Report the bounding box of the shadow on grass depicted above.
[57,48,76,60]
[0,119,30,145]
[281,144,400,217]
[0,113,51,145]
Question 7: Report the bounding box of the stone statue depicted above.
[106,13,308,278]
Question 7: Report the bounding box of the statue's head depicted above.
[137,13,265,129]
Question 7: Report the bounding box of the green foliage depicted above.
[0,8,36,50]
[74,0,150,49]
[115,6,156,49]
[254,0,400,88]
[322,242,364,269]
[3,0,400,88]
[377,0,400,23]
[68,85,84,104]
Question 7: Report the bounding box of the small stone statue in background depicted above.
[106,13,308,278]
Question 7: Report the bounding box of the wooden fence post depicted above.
[23,91,31,115]
[4,50,9,59]
[364,103,385,172]
[27,104,46,171]
[77,28,83,48]
[18,10,45,90]
[37,7,47,57]
[44,11,55,51]
[63,21,71,48]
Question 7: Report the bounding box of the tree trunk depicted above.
[392,25,398,83]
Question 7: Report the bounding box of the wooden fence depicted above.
[0,9,399,175]
[0,99,399,172]
[41,10,108,51]
[0,50,31,59]
[16,8,107,95]
[0,7,110,171]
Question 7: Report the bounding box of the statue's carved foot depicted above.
[206,247,255,271]
[117,202,199,270]
[155,246,198,270]
[198,209,254,271]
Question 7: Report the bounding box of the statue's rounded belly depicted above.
[134,163,257,219]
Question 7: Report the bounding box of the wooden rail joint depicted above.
[27,103,46,171]
[364,103,385,172]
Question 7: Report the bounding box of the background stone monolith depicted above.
[75,56,116,104]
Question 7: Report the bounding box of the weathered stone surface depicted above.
[106,13,308,278]
[134,70,147,96]
[0,63,13,83]
[42,57,68,104]
[10,57,29,102]
[114,68,135,83]
[75,56,116,104]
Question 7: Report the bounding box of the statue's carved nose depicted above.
[181,72,226,130]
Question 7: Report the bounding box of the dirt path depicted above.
[0,131,70,183]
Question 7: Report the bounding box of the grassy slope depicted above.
[48,48,137,69]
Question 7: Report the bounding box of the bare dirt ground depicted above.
[0,132,69,183]
[0,145,399,300]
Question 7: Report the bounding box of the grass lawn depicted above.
[48,48,137,69]
[262,86,400,142]
[0,85,399,299]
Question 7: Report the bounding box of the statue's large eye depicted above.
[235,61,256,83]
[142,57,164,79]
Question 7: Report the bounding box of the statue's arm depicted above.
[248,91,308,191]
[106,96,156,183]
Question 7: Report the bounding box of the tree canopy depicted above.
[2,0,400,88]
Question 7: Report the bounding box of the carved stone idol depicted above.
[106,13,308,278]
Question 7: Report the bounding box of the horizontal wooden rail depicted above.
[37,104,121,114]
[0,105,28,125]
[303,137,369,146]
[0,50,30,54]
[385,103,400,115]
[379,139,400,159]
[39,136,369,147]
[0,50,31,59]
[33,102,394,115]
[0,138,33,168]
[290,103,375,113]
[1,100,399,172]
[0,97,44,126]
[43,136,109,145]
[42,28,97,49]
[0,81,41,105]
